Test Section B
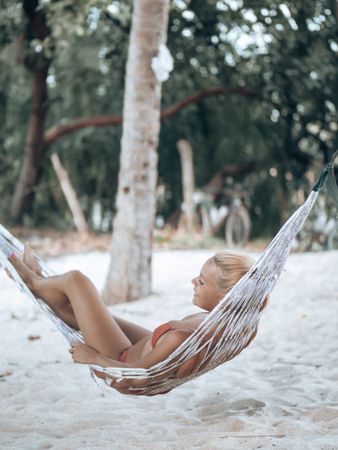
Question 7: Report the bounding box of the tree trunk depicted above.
[10,0,50,221]
[177,140,196,233]
[102,0,170,304]
[11,68,49,220]
[51,153,89,234]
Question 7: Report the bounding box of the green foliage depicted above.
[0,0,337,237]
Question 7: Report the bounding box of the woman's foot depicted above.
[7,253,40,294]
[8,251,70,309]
[23,242,42,276]
[7,245,76,326]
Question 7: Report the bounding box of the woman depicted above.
[7,245,261,395]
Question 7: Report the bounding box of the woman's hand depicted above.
[69,342,100,365]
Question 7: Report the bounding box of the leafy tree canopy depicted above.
[0,0,337,236]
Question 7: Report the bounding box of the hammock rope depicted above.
[0,155,337,396]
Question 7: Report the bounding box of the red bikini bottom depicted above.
[119,348,129,362]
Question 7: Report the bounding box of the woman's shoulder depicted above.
[164,328,192,344]
[178,312,208,322]
[168,312,208,330]
[161,314,207,339]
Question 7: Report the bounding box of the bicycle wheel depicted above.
[225,206,251,247]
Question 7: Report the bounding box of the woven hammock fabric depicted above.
[0,186,322,396]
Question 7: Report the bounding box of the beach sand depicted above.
[1,249,338,450]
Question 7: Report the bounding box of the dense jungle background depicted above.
[0,0,337,244]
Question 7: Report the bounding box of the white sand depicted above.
[1,249,338,450]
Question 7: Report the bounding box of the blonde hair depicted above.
[212,251,269,311]
[212,251,254,296]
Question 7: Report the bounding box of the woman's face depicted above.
[191,258,222,311]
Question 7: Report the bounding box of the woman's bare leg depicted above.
[112,316,151,344]
[22,244,152,342]
[8,254,132,359]
[23,244,152,342]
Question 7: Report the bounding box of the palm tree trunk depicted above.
[102,0,170,304]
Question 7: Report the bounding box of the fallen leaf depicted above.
[0,371,13,378]
[28,335,41,341]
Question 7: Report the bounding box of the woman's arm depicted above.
[133,329,191,369]
[109,330,192,394]
[71,329,191,369]
[70,330,192,394]
[69,342,132,368]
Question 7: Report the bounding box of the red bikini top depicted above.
[151,323,172,348]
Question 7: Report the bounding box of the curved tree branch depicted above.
[160,86,258,121]
[44,115,123,147]
[44,86,259,148]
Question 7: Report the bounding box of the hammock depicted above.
[0,156,337,396]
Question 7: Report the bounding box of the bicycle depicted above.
[193,187,251,248]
